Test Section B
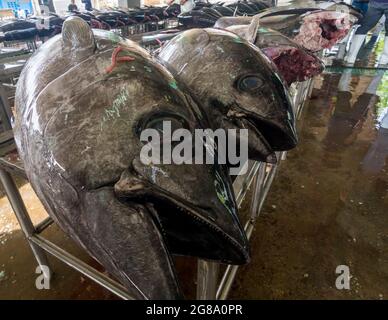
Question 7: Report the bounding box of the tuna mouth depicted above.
[243,113,297,151]
[294,12,352,52]
[148,195,250,265]
[142,193,250,265]
[239,117,277,163]
[117,179,250,265]
[262,46,324,85]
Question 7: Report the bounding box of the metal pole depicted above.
[217,163,267,300]
[35,216,54,234]
[30,234,135,300]
[196,260,219,300]
[297,80,313,119]
[235,162,261,207]
[0,168,51,279]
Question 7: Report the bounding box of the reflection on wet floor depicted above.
[326,32,386,69]
[231,68,388,299]
[1,49,388,300]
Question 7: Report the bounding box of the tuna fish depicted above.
[158,28,297,162]
[14,17,249,300]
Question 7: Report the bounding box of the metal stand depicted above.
[0,168,51,279]
[0,155,136,300]
[0,79,314,300]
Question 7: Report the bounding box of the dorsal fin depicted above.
[244,14,261,43]
[62,16,95,50]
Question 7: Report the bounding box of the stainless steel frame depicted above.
[0,79,314,300]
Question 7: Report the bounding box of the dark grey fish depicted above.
[214,5,359,52]
[14,17,249,300]
[178,10,219,29]
[158,28,297,161]
[0,19,36,32]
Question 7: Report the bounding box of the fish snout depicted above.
[114,163,250,265]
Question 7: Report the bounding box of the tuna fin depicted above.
[244,14,261,43]
[62,16,95,50]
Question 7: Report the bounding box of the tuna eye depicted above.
[237,75,264,92]
[145,117,187,134]
[136,112,191,144]
[142,116,190,150]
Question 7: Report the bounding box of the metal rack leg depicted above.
[196,260,219,300]
[217,163,267,300]
[30,234,134,300]
[0,168,51,279]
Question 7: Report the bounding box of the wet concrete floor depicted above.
[231,68,388,299]
[0,53,388,300]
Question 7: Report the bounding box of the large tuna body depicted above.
[14,17,249,299]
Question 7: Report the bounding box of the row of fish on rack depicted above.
[13,1,361,299]
[0,4,183,42]
[0,0,270,43]
[176,0,272,28]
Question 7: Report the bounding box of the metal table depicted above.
[0,79,314,300]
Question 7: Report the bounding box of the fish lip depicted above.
[254,117,298,151]
[248,114,297,150]
[230,103,298,151]
[118,179,250,265]
[158,192,250,264]
[237,117,277,163]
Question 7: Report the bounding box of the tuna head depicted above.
[226,19,324,85]
[14,17,248,299]
[215,6,359,52]
[255,6,359,52]
[158,28,297,162]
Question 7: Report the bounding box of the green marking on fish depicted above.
[232,37,244,44]
[214,171,233,216]
[101,89,130,127]
[214,177,227,206]
[144,65,152,73]
[258,27,270,33]
[169,80,178,90]
[107,32,121,43]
